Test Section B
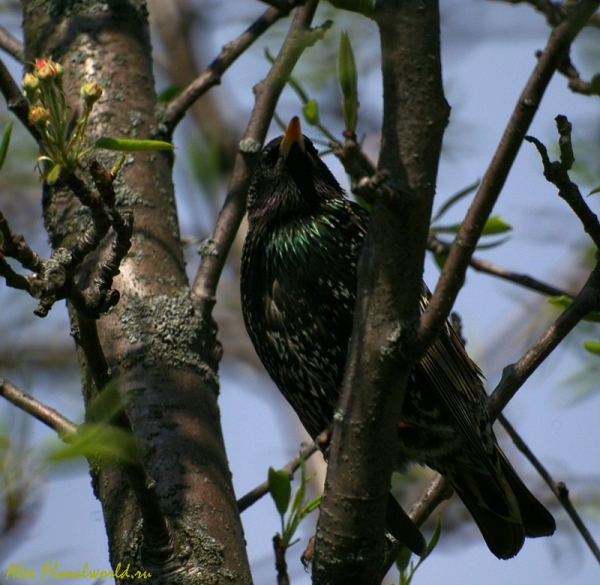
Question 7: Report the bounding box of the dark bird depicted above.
[240,117,555,560]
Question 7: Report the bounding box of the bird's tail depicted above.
[497,450,556,538]
[386,493,427,556]
[448,448,555,559]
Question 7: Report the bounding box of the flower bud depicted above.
[35,58,63,83]
[28,106,50,126]
[80,81,103,107]
[22,73,39,92]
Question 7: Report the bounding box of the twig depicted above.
[163,1,305,131]
[82,159,133,317]
[62,171,113,267]
[71,314,112,391]
[488,263,600,419]
[0,56,39,141]
[418,0,600,355]
[427,235,575,299]
[0,209,44,272]
[273,533,291,585]
[0,375,77,439]
[526,116,600,249]
[499,414,600,564]
[330,130,377,183]
[491,0,600,29]
[553,50,596,96]
[237,442,318,512]
[0,25,24,62]
[0,374,178,569]
[190,0,324,317]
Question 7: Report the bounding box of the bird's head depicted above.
[247,117,344,221]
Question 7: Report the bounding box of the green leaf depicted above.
[589,184,600,196]
[430,221,462,235]
[298,493,322,520]
[548,295,572,311]
[95,137,174,151]
[45,163,61,185]
[590,73,600,96]
[396,545,412,573]
[47,423,138,465]
[431,179,480,223]
[433,252,447,269]
[481,215,512,235]
[432,215,511,236]
[426,514,442,555]
[0,122,13,175]
[290,454,308,515]
[157,84,183,102]
[548,295,600,322]
[303,99,320,126]
[338,31,359,132]
[268,467,291,517]
[583,340,600,355]
[474,236,510,250]
[338,31,357,101]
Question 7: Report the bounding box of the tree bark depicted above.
[21,1,252,582]
[313,1,449,583]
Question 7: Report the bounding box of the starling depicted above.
[240,117,555,559]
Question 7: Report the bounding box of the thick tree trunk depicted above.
[313,1,449,583]
[21,1,252,582]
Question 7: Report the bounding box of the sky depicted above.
[1,1,600,584]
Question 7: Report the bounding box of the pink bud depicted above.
[80,81,103,106]
[28,106,50,126]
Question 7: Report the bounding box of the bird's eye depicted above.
[261,146,279,168]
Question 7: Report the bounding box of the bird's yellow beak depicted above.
[280,116,305,158]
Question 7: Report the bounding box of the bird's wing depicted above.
[418,293,501,480]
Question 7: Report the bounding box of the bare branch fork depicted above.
[378,3,600,575]
[162,0,309,132]
[382,112,600,574]
[331,136,575,299]
[417,0,600,356]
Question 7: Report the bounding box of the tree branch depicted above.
[0,373,178,571]
[499,414,600,565]
[553,50,597,95]
[418,0,600,356]
[190,0,324,317]
[0,25,24,62]
[427,235,575,298]
[526,116,600,249]
[237,442,318,512]
[313,0,449,581]
[0,375,77,438]
[488,258,600,419]
[0,56,39,141]
[162,1,306,132]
